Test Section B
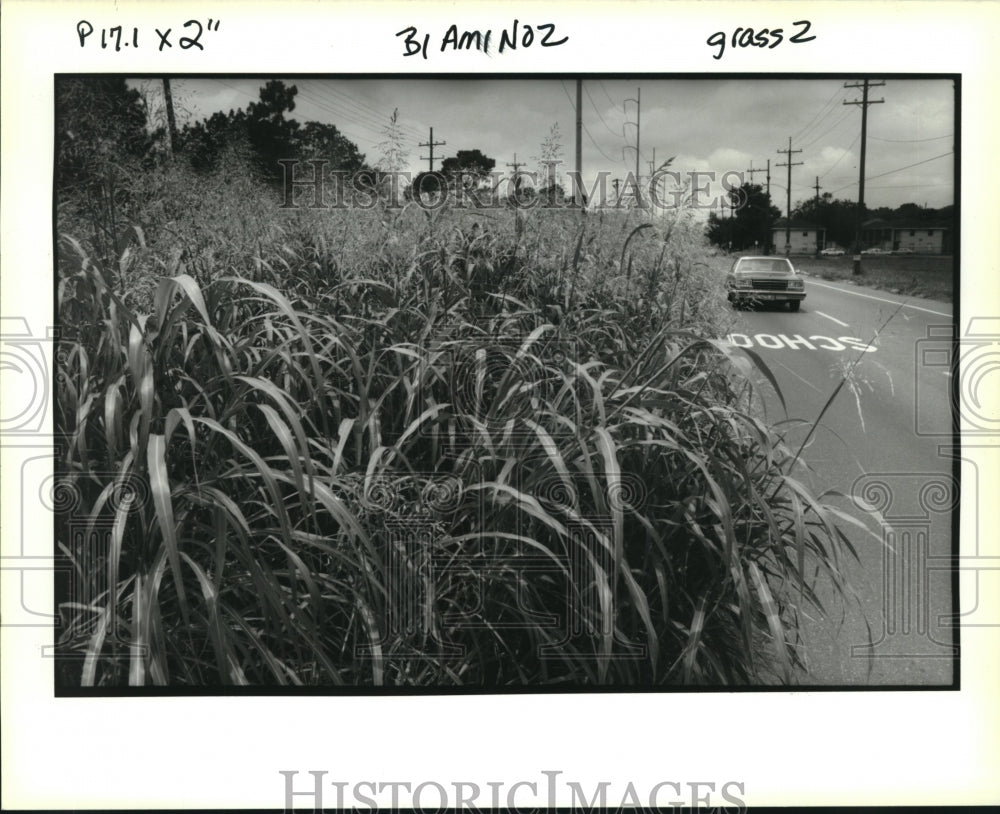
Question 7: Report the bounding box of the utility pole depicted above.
[419,127,446,172]
[844,79,885,274]
[625,87,641,203]
[745,161,765,184]
[648,147,658,205]
[635,87,641,185]
[575,79,583,207]
[766,159,772,251]
[813,176,822,200]
[506,153,524,191]
[722,194,733,254]
[745,161,767,254]
[162,78,178,154]
[776,137,803,255]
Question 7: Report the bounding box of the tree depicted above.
[792,194,861,249]
[706,183,780,252]
[179,109,251,172]
[441,149,496,188]
[298,121,366,172]
[407,170,447,200]
[177,81,366,185]
[55,77,165,269]
[245,80,301,180]
[56,77,160,191]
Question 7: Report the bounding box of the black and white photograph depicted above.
[3,1,998,810]
[51,75,958,690]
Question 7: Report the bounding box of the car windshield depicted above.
[737,258,792,273]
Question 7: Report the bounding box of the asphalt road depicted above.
[723,276,956,685]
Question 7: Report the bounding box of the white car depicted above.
[726,256,806,312]
[820,247,845,256]
[861,247,887,255]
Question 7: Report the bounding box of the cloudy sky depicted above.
[137,76,955,211]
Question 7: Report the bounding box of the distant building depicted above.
[862,219,951,254]
[770,219,826,254]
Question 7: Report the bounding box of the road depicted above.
[723,275,956,685]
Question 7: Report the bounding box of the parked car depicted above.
[893,248,915,254]
[726,256,805,312]
[820,247,846,256]
[861,247,887,255]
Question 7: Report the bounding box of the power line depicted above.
[295,88,395,140]
[818,133,861,180]
[869,133,952,143]
[598,80,624,113]
[296,86,422,143]
[793,84,847,142]
[799,106,855,150]
[828,151,953,194]
[301,82,424,139]
[560,81,620,164]
[208,79,389,151]
[584,84,621,137]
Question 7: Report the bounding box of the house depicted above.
[862,219,951,254]
[770,219,826,254]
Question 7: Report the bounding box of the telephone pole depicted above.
[648,147,659,203]
[746,162,769,253]
[575,79,583,207]
[506,153,524,190]
[635,87,641,185]
[813,176,822,200]
[162,78,178,154]
[745,161,765,185]
[419,127,446,172]
[776,137,803,255]
[844,79,885,274]
[625,87,641,199]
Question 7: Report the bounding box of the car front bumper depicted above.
[728,290,806,303]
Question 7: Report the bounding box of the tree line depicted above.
[706,182,953,253]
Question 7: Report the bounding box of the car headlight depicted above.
[787,279,804,290]
[732,278,752,289]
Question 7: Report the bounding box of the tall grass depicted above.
[54,161,866,686]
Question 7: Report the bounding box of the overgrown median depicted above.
[55,143,872,687]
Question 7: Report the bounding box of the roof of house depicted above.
[863,218,949,231]
[771,219,825,231]
[888,222,950,231]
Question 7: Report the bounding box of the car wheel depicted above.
[788,301,800,312]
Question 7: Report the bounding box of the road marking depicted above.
[807,280,952,317]
[815,310,850,328]
[771,359,822,394]
[726,333,876,352]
